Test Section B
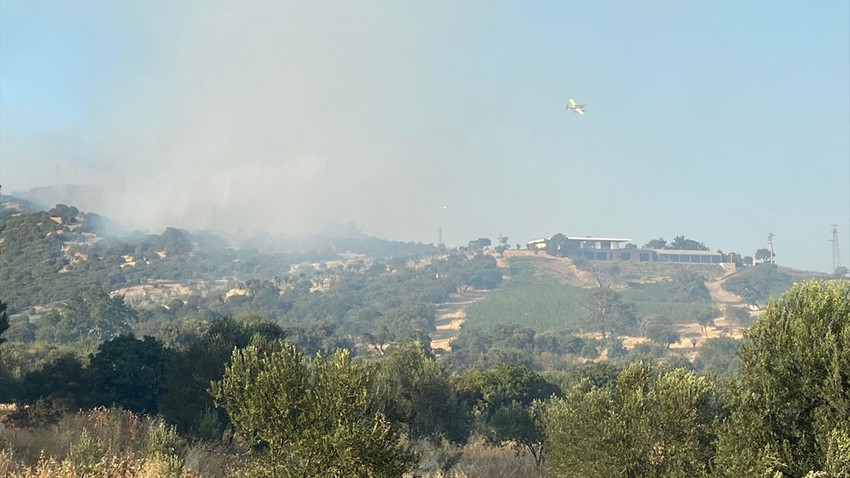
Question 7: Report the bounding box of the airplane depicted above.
[565,98,585,115]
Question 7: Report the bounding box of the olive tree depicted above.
[545,362,725,477]
[210,342,417,477]
[715,281,850,477]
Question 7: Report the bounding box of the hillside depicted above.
[0,199,439,312]
[440,249,821,364]
[1,198,821,361]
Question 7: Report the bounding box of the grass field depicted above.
[463,255,721,333]
[462,282,590,332]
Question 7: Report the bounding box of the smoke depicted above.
[5,2,847,270]
[4,1,474,241]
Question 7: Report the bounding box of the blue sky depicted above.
[2,1,848,272]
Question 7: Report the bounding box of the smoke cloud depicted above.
[4,2,480,241]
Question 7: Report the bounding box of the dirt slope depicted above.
[430,290,490,351]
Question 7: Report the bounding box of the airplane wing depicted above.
[569,98,577,107]
[574,107,584,115]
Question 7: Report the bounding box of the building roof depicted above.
[651,249,721,255]
[566,236,632,242]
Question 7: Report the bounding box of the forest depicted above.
[0,204,848,477]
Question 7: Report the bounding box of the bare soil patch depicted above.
[430,290,490,351]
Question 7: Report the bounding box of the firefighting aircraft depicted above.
[565,98,585,115]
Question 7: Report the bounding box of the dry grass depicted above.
[413,437,544,478]
[0,407,231,478]
[2,409,542,477]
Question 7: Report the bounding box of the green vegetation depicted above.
[2,203,845,477]
[629,301,718,325]
[33,288,137,343]
[715,280,850,477]
[373,342,472,444]
[722,263,795,304]
[211,343,418,477]
[546,362,725,477]
[693,336,741,377]
[0,207,442,311]
[462,257,719,343]
[462,282,590,332]
[1,275,848,476]
[0,301,8,345]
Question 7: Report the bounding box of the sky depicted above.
[1,1,848,272]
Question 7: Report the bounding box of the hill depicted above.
[1,198,823,364]
[441,249,824,367]
[0,198,439,311]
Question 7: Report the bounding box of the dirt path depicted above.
[673,271,747,350]
[430,290,490,351]
[621,271,750,356]
[706,272,744,309]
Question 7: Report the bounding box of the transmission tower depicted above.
[830,224,842,272]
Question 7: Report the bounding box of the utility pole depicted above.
[767,233,775,264]
[437,226,444,247]
[830,224,842,272]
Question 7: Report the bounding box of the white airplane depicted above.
[565,98,585,115]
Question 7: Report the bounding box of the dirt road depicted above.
[706,272,744,309]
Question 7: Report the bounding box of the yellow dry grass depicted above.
[0,408,230,478]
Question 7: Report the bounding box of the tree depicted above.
[368,306,433,355]
[715,281,850,477]
[724,306,752,329]
[211,343,417,477]
[722,263,793,304]
[546,362,725,477]
[669,270,712,302]
[467,238,491,250]
[460,364,560,467]
[642,317,681,348]
[22,352,90,409]
[487,400,548,467]
[669,235,709,251]
[643,237,667,249]
[0,300,14,402]
[34,287,136,343]
[373,342,472,444]
[696,309,716,337]
[0,300,8,345]
[158,315,286,435]
[48,204,80,224]
[545,233,579,258]
[694,337,740,377]
[582,287,638,339]
[754,248,774,263]
[89,335,175,414]
[464,253,503,289]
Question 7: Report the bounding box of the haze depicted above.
[1,1,848,271]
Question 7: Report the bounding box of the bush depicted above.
[66,429,108,478]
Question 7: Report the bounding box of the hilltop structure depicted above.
[527,235,724,264]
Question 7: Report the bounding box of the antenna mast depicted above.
[831,224,842,272]
[767,233,775,264]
